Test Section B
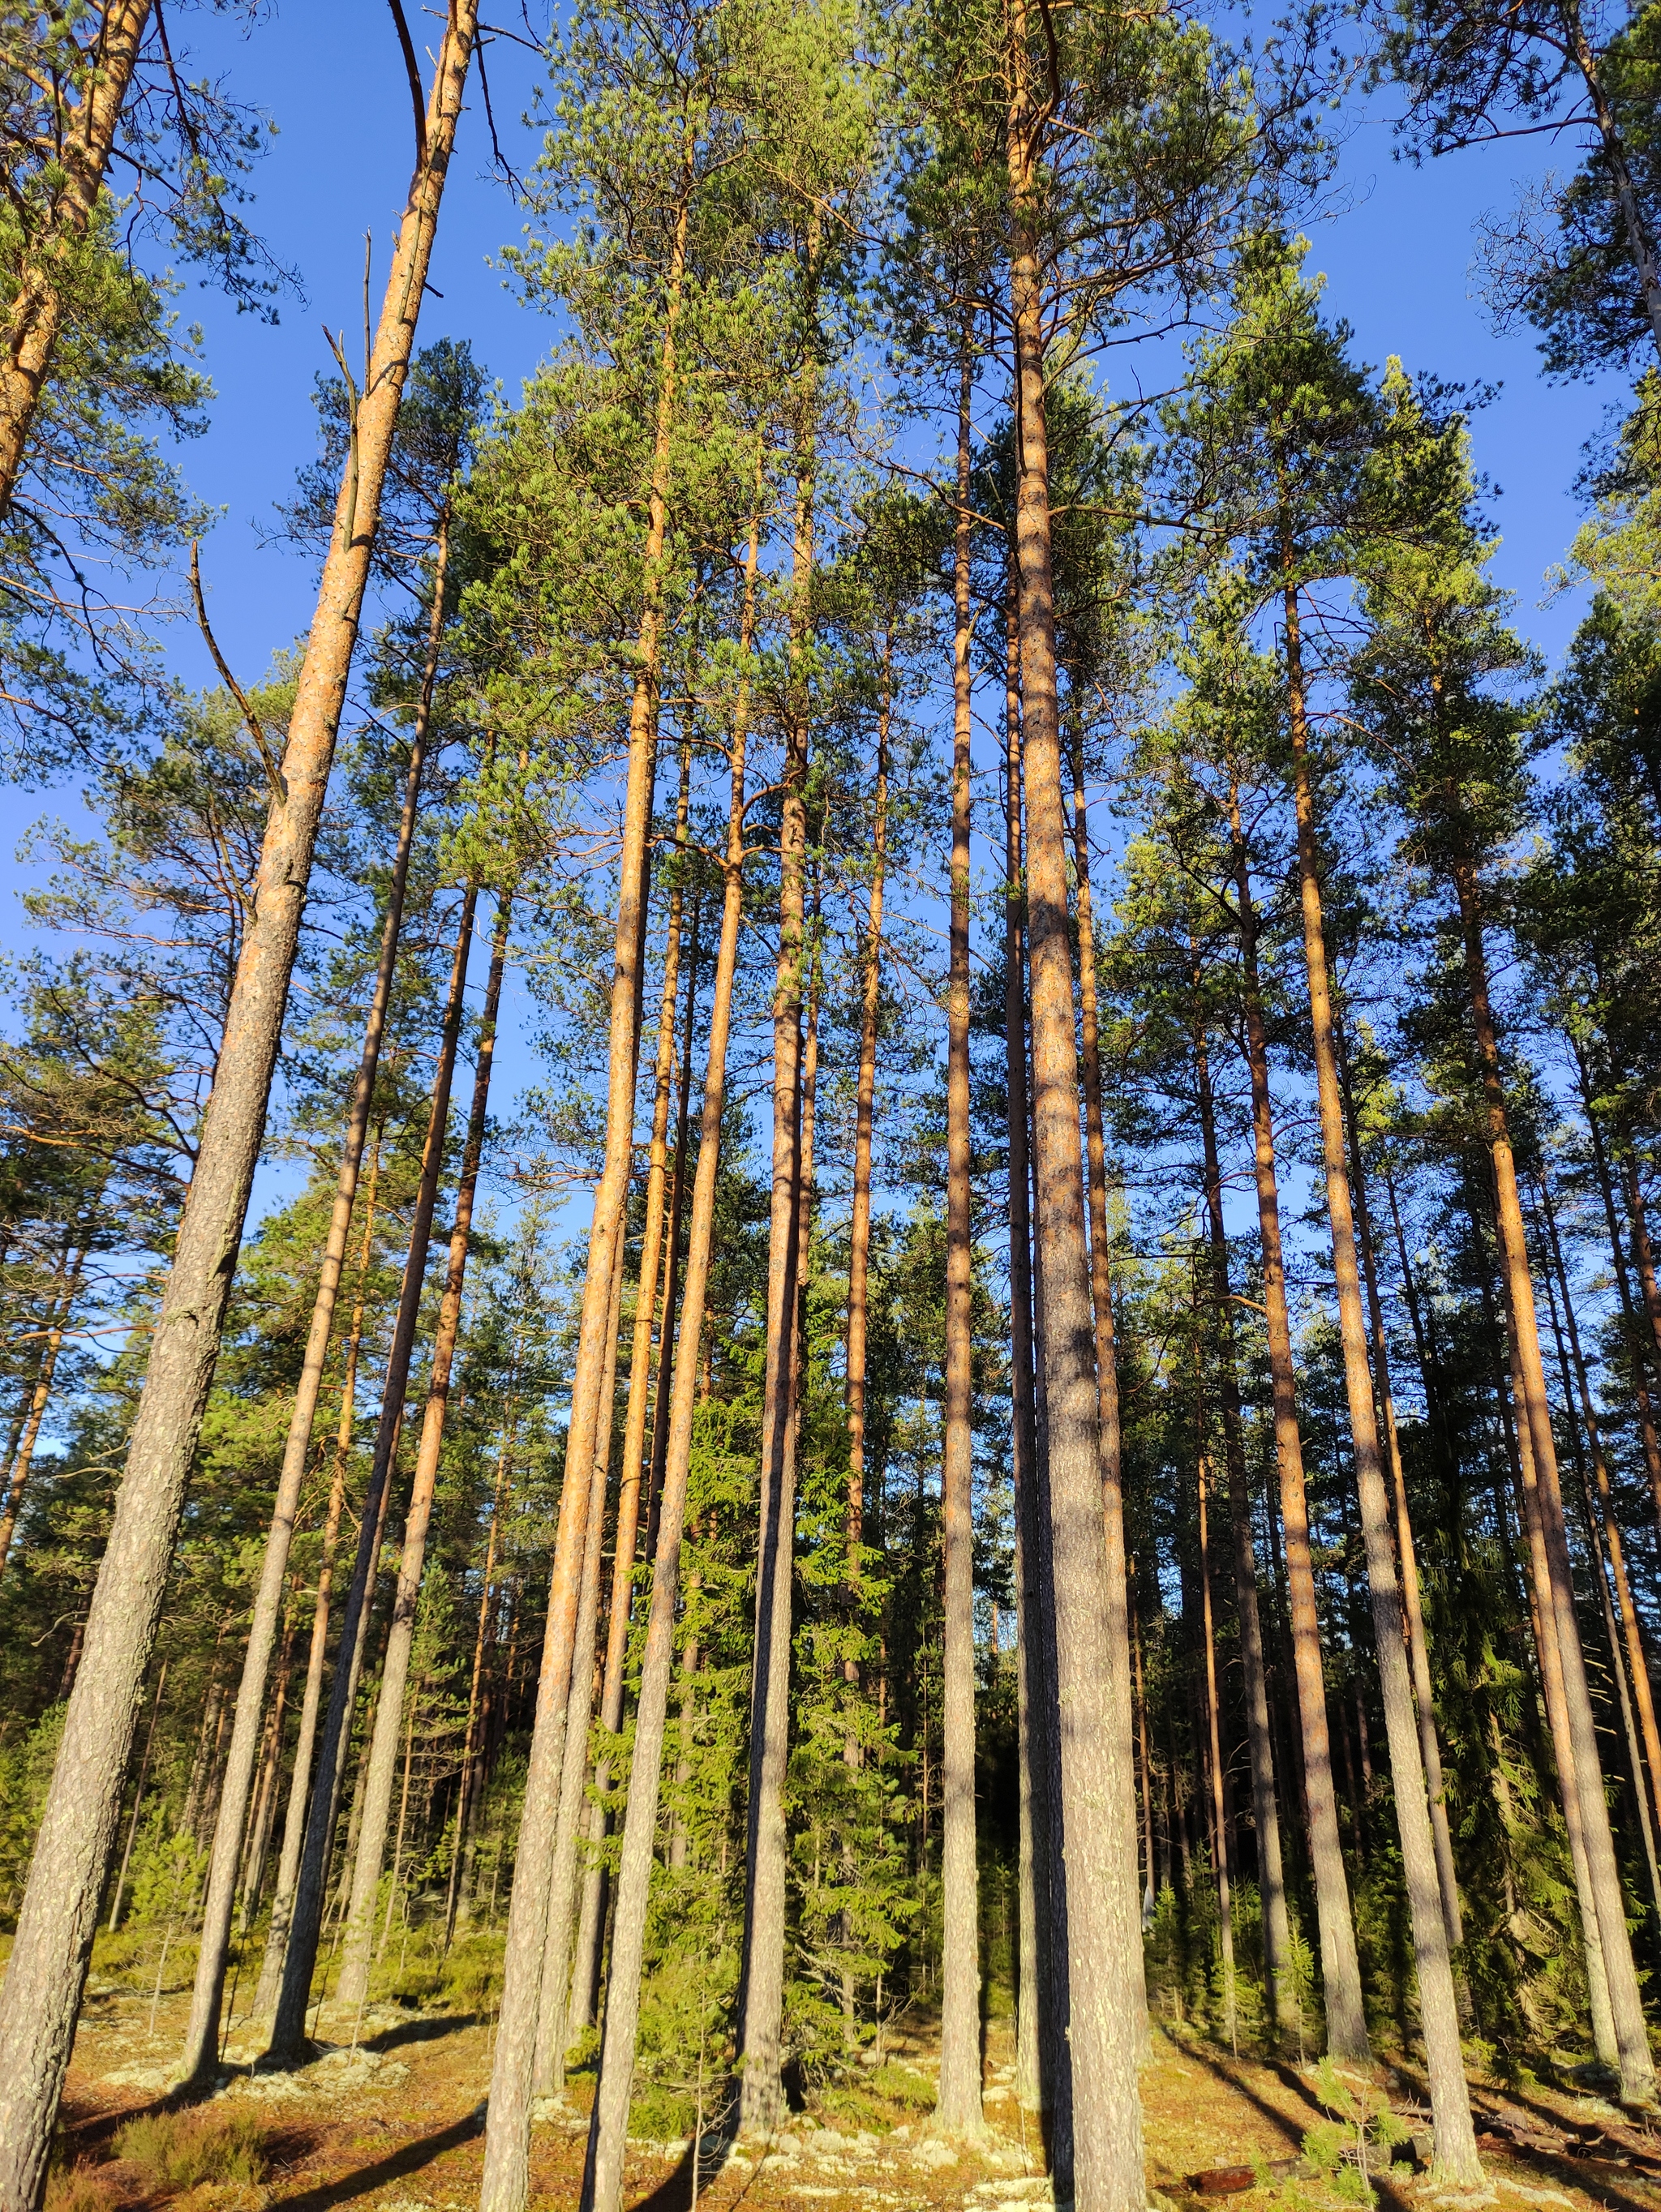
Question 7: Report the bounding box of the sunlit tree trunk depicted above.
[0,11,478,2172]
[335,894,511,2010]
[184,522,449,2087]
[1450,857,1655,2103]
[1007,43,1142,2204]
[1282,567,1479,2178]
[938,341,983,2136]
[268,883,479,2062]
[582,503,760,2212]
[253,1141,380,2017]
[1573,1051,1661,1533]
[1225,775,1369,2062]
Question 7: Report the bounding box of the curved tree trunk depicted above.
[0,15,477,2181]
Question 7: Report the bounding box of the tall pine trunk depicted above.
[1451,862,1655,2103]
[268,885,479,2061]
[1007,49,1142,2207]
[254,1148,380,2017]
[582,504,760,2212]
[183,525,449,2086]
[736,409,813,2139]
[334,895,510,2009]
[844,662,888,1688]
[937,341,983,2137]
[1225,776,1369,2060]
[1573,1052,1661,1533]
[1282,575,1479,2180]
[1190,989,1290,2032]
[0,1239,88,1578]
[478,168,689,2212]
[1195,1427,1236,2051]
[0,16,477,2172]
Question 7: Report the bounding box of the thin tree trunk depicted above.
[1195,1428,1236,2052]
[1622,1148,1661,1380]
[108,1661,168,1934]
[1536,1170,1661,1858]
[646,902,698,1561]
[1189,976,1290,2031]
[1225,774,1369,2061]
[335,894,511,2009]
[736,390,813,2139]
[938,339,982,2137]
[1007,58,1142,2206]
[254,1142,380,2017]
[1282,565,1479,2179]
[1577,1061,1661,1533]
[1451,864,1655,2103]
[534,1233,624,2091]
[1005,594,1050,2126]
[0,0,153,516]
[844,645,889,1695]
[1334,1031,1463,1957]
[0,15,478,2164]
[582,496,758,2212]
[444,1404,515,1950]
[569,753,692,2038]
[479,161,689,2212]
[268,883,481,2062]
[183,521,451,2086]
[238,1611,297,1942]
[0,1241,88,1579]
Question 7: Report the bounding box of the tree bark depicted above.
[444,1404,515,1949]
[736,400,813,2139]
[0,16,476,2176]
[0,1241,88,1579]
[478,163,687,2212]
[938,340,983,2137]
[1225,776,1369,2061]
[1282,568,1479,2180]
[1005,592,1051,2126]
[0,0,153,517]
[569,771,693,2038]
[1450,859,1655,2103]
[335,894,510,2011]
[108,1661,168,1934]
[253,1145,380,2017]
[182,521,450,2087]
[1333,1031,1463,1957]
[268,882,480,2063]
[1006,52,1143,2206]
[1195,1426,1237,2051]
[1574,1054,1661,1535]
[582,499,759,2212]
[1189,978,1291,2032]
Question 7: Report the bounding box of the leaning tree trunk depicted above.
[254,1146,380,2017]
[1190,988,1291,2033]
[0,1238,88,1579]
[582,502,759,2212]
[268,884,480,2063]
[1450,859,1656,2104]
[0,0,152,517]
[1282,569,1480,2183]
[736,407,813,2140]
[334,896,510,2010]
[0,13,476,2184]
[937,339,983,2138]
[477,168,689,2212]
[182,525,449,2086]
[1225,774,1370,2062]
[1007,51,1143,2209]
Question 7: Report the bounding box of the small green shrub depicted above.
[867,2062,933,2110]
[45,2168,118,2212]
[114,2107,268,2191]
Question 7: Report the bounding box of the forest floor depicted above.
[44,1973,1661,2212]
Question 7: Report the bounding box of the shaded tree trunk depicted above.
[0,1239,88,1579]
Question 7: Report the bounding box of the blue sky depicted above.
[0,0,1637,1256]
